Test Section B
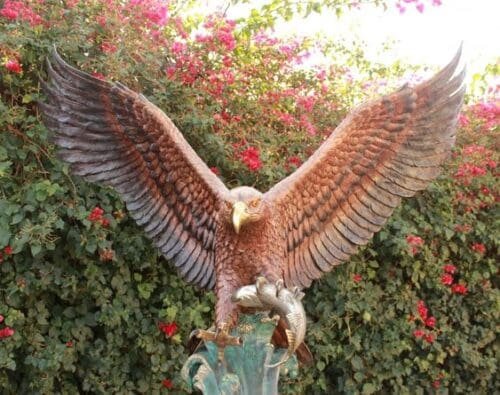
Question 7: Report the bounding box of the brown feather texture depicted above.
[40,46,465,335]
[39,48,231,290]
[265,46,465,289]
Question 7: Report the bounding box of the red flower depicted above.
[92,72,106,80]
[3,246,13,255]
[424,333,434,343]
[0,315,4,323]
[100,218,110,227]
[441,273,453,286]
[352,274,362,283]
[471,243,486,254]
[451,283,468,295]
[406,235,424,246]
[101,42,117,54]
[413,329,424,338]
[287,156,302,168]
[162,378,173,389]
[432,380,441,389]
[425,316,436,328]
[210,167,220,175]
[239,147,262,172]
[443,264,456,274]
[159,321,178,337]
[0,327,15,339]
[417,300,428,320]
[88,207,104,221]
[66,340,73,347]
[99,248,114,262]
[5,59,22,74]
[406,234,424,255]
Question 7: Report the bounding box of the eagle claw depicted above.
[194,322,241,348]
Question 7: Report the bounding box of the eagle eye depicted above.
[248,199,260,208]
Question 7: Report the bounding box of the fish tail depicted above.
[265,329,296,368]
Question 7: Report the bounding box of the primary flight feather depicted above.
[39,46,465,345]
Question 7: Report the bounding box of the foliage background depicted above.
[0,0,498,393]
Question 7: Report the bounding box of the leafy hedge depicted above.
[0,1,498,393]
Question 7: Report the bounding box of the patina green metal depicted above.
[182,313,298,395]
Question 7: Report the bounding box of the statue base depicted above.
[182,313,298,395]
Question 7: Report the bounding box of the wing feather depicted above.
[265,47,465,288]
[40,48,230,289]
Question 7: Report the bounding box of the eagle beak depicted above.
[232,201,249,234]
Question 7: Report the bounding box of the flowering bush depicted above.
[0,0,498,393]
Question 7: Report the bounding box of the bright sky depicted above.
[203,0,499,76]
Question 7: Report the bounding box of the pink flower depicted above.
[0,0,42,25]
[171,41,186,55]
[91,72,105,80]
[88,207,104,222]
[417,300,428,320]
[353,274,362,283]
[441,273,453,286]
[432,380,441,389]
[0,7,18,20]
[240,147,262,172]
[443,264,456,274]
[424,333,434,343]
[5,59,22,74]
[458,113,470,127]
[210,167,220,175]
[0,327,15,339]
[288,156,302,168]
[451,283,468,295]
[3,246,13,255]
[416,3,424,13]
[413,329,424,338]
[406,234,424,255]
[66,340,73,347]
[425,316,436,328]
[101,42,117,54]
[471,243,486,254]
[0,315,4,323]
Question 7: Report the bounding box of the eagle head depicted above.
[228,186,266,234]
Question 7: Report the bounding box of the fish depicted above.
[231,277,307,368]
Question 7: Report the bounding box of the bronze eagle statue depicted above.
[39,47,465,352]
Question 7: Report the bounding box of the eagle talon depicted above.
[195,323,241,349]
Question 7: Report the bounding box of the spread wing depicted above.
[265,47,465,288]
[39,49,230,290]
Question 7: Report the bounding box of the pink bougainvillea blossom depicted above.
[240,147,262,172]
[443,264,456,274]
[101,42,118,54]
[425,316,436,328]
[0,327,15,339]
[91,72,106,80]
[417,300,428,321]
[441,273,453,286]
[424,333,435,344]
[0,0,43,26]
[5,59,22,73]
[406,235,424,255]
[471,243,486,254]
[451,283,468,295]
